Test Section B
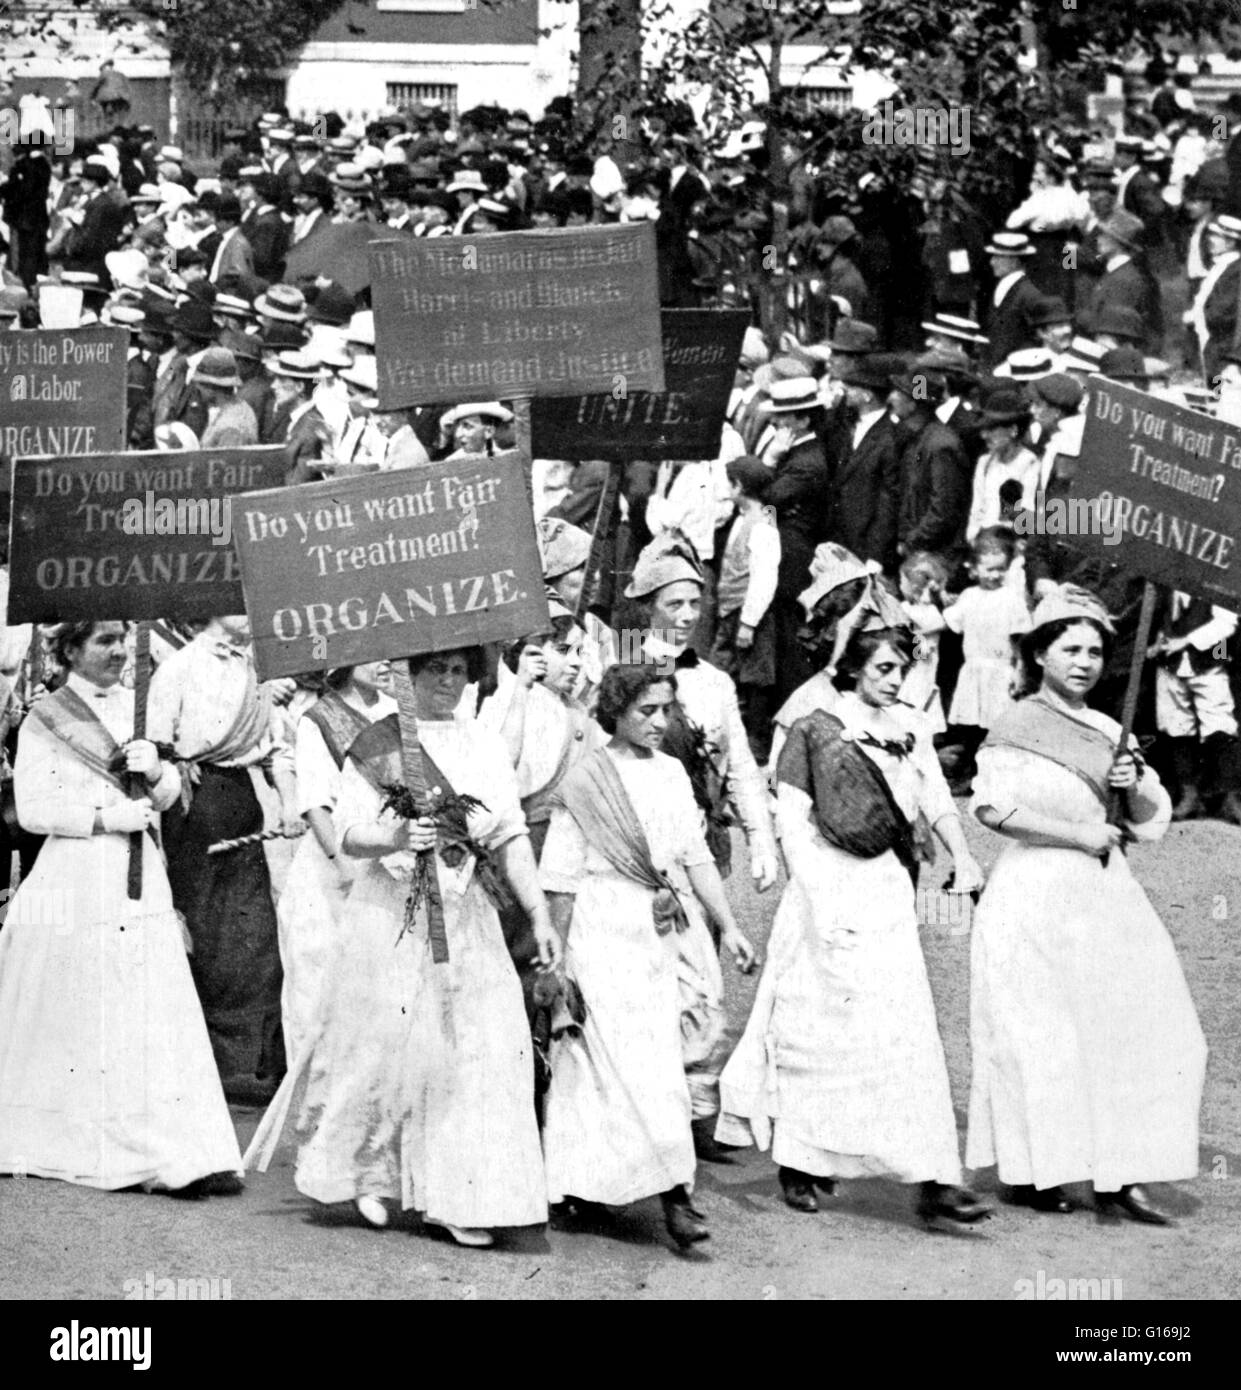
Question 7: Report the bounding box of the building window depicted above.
[792,86,853,116]
[386,82,459,116]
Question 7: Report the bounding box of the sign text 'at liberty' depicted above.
[0,326,127,463]
[233,451,549,680]
[1070,379,1241,607]
[5,447,287,622]
[369,222,666,409]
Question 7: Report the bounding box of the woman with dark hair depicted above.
[249,647,557,1249]
[276,660,396,1058]
[967,586,1206,1223]
[0,621,243,1194]
[540,664,756,1249]
[623,531,777,1157]
[717,586,991,1229]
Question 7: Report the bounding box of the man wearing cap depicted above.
[1030,295,1074,361]
[268,351,333,483]
[829,353,901,572]
[193,347,259,448]
[207,194,254,286]
[982,231,1044,368]
[921,312,988,360]
[223,328,275,442]
[889,366,971,565]
[761,377,832,700]
[806,214,870,335]
[1185,214,1241,387]
[264,127,300,208]
[1085,209,1164,353]
[1114,134,1166,232]
[238,171,289,285]
[153,298,215,434]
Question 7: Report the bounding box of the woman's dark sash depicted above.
[776,709,930,884]
[982,694,1113,808]
[304,689,373,770]
[24,686,130,795]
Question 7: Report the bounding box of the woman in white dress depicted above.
[248,647,558,1248]
[967,586,1207,1223]
[540,664,757,1249]
[717,595,992,1229]
[277,660,396,1058]
[0,621,243,1195]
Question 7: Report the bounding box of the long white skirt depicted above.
[0,830,242,1190]
[966,840,1206,1190]
[717,838,963,1184]
[275,829,347,1060]
[543,867,697,1207]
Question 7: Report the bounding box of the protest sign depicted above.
[531,309,751,461]
[6,447,287,622]
[1069,380,1241,608]
[369,223,665,409]
[233,450,548,680]
[0,327,127,465]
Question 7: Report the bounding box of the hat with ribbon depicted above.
[984,231,1036,258]
[191,346,241,389]
[439,400,514,431]
[624,528,706,600]
[254,283,307,323]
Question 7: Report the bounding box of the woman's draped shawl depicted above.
[549,748,690,936]
[776,709,932,882]
[981,694,1114,808]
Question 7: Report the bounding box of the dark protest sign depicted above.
[369,223,665,409]
[232,451,549,680]
[1068,380,1241,607]
[0,327,127,466]
[6,447,287,622]
[531,309,751,461]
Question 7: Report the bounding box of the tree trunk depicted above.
[576,0,642,163]
[762,31,789,343]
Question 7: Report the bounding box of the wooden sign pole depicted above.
[127,621,151,900]
[511,395,534,509]
[578,462,622,621]
[1104,579,1158,861]
[391,658,448,963]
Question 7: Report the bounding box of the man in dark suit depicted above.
[760,376,832,701]
[888,368,971,569]
[1,140,52,288]
[829,354,901,573]
[207,194,255,285]
[1085,209,1164,352]
[1114,135,1167,235]
[63,158,133,283]
[981,230,1044,368]
[238,171,289,286]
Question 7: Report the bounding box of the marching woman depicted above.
[624,531,777,1157]
[966,586,1207,1222]
[248,647,558,1248]
[0,622,243,1195]
[276,660,396,1059]
[540,664,757,1249]
[716,583,992,1229]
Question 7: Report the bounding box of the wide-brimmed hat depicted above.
[440,401,514,431]
[267,349,326,380]
[624,529,705,600]
[254,284,307,323]
[763,377,821,413]
[1097,209,1145,250]
[1029,583,1114,634]
[828,319,880,353]
[329,163,373,195]
[171,299,216,342]
[921,311,988,345]
[131,183,163,206]
[213,292,255,322]
[155,422,200,451]
[983,231,1035,258]
[1030,296,1072,328]
[977,388,1031,428]
[346,310,375,347]
[261,319,308,350]
[1099,346,1149,382]
[1091,304,1146,343]
[191,347,241,389]
[307,282,356,327]
[839,354,898,393]
[220,327,262,362]
[996,347,1054,381]
[446,168,488,195]
[537,518,592,580]
[1062,336,1107,374]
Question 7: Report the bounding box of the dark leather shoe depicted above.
[814,1177,839,1198]
[917,1181,992,1228]
[691,1116,738,1164]
[1172,787,1203,821]
[778,1166,819,1213]
[662,1196,710,1248]
[1218,791,1241,827]
[1005,1183,1076,1214]
[1094,1184,1172,1226]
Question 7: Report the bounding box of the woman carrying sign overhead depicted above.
[966,585,1206,1223]
[248,647,558,1249]
[0,622,243,1195]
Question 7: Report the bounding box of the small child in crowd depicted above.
[897,550,950,736]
